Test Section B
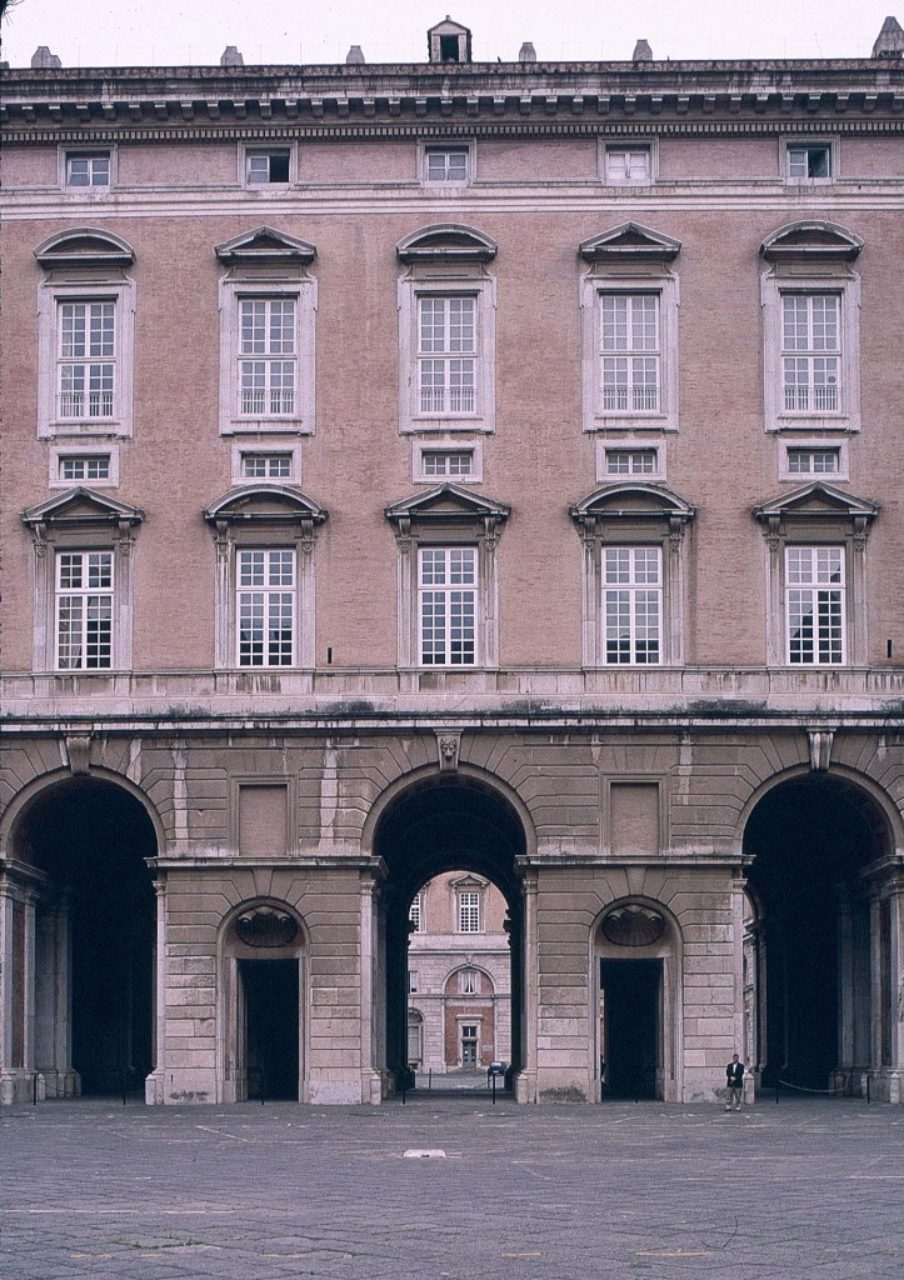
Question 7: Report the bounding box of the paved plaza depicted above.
[1,1095,902,1280]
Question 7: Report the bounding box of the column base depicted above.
[0,1069,46,1105]
[145,1069,165,1105]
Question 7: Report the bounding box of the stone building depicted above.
[2,17,904,1106]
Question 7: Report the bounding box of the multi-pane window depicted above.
[239,299,297,417]
[59,454,112,482]
[460,1023,479,1064]
[458,891,481,933]
[409,892,423,933]
[236,548,296,667]
[782,294,841,413]
[422,449,474,478]
[786,447,840,475]
[66,152,110,186]
[605,145,652,183]
[418,546,477,666]
[604,448,658,476]
[460,969,478,994]
[786,546,845,665]
[246,149,290,184]
[58,301,115,419]
[425,148,469,182]
[56,551,113,670]
[240,452,294,480]
[603,546,662,665]
[418,296,476,415]
[600,294,660,413]
[786,144,831,180]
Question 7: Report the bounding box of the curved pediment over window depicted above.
[397,223,498,264]
[753,481,878,525]
[204,484,327,528]
[34,227,135,269]
[215,225,316,267]
[579,222,681,264]
[570,483,695,531]
[385,483,510,529]
[760,220,863,263]
[22,487,144,534]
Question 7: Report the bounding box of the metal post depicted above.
[33,1073,37,1106]
[775,1081,780,1103]
[867,1075,871,1105]
[491,1073,496,1106]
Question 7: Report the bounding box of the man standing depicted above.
[725,1054,745,1111]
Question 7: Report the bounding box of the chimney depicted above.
[518,42,537,63]
[31,46,62,69]
[632,39,653,62]
[872,16,904,58]
[220,46,244,67]
[346,45,365,64]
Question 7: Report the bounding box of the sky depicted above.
[0,0,898,68]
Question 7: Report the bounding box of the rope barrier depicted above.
[776,1079,841,1094]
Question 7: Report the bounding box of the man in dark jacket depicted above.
[725,1054,745,1110]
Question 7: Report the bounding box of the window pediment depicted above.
[34,227,135,270]
[753,481,878,525]
[215,225,316,267]
[760,220,863,263]
[397,223,497,265]
[22,487,144,535]
[385,483,509,530]
[580,222,681,265]
[204,484,327,528]
[570,483,695,531]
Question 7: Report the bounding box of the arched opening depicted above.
[372,773,527,1097]
[219,901,305,1103]
[743,773,890,1093]
[594,900,682,1101]
[9,776,156,1098]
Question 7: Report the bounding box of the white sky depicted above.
[0,0,898,68]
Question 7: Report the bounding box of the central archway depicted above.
[371,770,529,1095]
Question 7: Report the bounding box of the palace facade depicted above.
[2,17,904,1105]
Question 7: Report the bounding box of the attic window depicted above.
[440,34,461,60]
[245,148,291,186]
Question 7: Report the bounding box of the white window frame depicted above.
[601,545,663,666]
[459,1021,480,1066]
[38,279,135,439]
[582,274,679,433]
[784,544,846,666]
[460,968,478,995]
[418,545,479,668]
[241,144,295,188]
[782,138,837,185]
[54,549,115,671]
[457,890,481,933]
[601,139,656,185]
[235,546,298,668]
[409,892,423,933]
[214,536,314,671]
[49,444,119,489]
[413,436,482,483]
[231,440,301,485]
[779,439,848,483]
[762,273,860,434]
[596,437,665,483]
[60,146,116,191]
[399,277,496,434]
[420,141,474,185]
[218,279,316,435]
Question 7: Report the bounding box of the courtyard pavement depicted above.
[1,1093,902,1280]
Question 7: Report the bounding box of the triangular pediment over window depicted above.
[397,223,497,264]
[450,874,487,890]
[760,221,863,263]
[204,484,327,527]
[579,222,681,264]
[570,483,695,529]
[22,487,144,532]
[34,227,135,269]
[385,483,510,527]
[753,481,878,524]
[215,225,316,266]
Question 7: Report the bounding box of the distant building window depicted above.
[786,447,840,475]
[419,546,477,666]
[407,970,418,994]
[240,451,294,479]
[460,1022,479,1064]
[458,890,481,933]
[603,546,662,665]
[460,969,478,994]
[422,450,474,478]
[604,144,652,184]
[407,1011,423,1063]
[425,147,470,183]
[786,143,832,182]
[604,448,658,476]
[236,548,296,667]
[246,149,291,185]
[56,551,114,670]
[409,892,423,932]
[59,454,112,482]
[786,545,845,665]
[66,152,110,187]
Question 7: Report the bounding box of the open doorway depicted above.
[239,959,299,1100]
[601,959,661,1099]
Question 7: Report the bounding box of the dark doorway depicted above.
[240,959,299,1100]
[601,959,660,1099]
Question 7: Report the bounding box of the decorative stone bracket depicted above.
[436,731,461,771]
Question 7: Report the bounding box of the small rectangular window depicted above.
[246,149,291,185]
[407,970,418,994]
[786,545,845,665]
[56,550,114,670]
[604,448,658,476]
[786,447,841,476]
[603,546,662,665]
[66,152,110,187]
[458,892,481,933]
[786,144,832,181]
[418,546,477,666]
[460,969,478,994]
[604,144,652,183]
[425,147,470,183]
[422,449,474,478]
[59,454,112,482]
[409,893,422,932]
[240,452,294,479]
[236,548,296,667]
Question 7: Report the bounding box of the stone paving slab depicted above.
[1,1096,902,1279]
